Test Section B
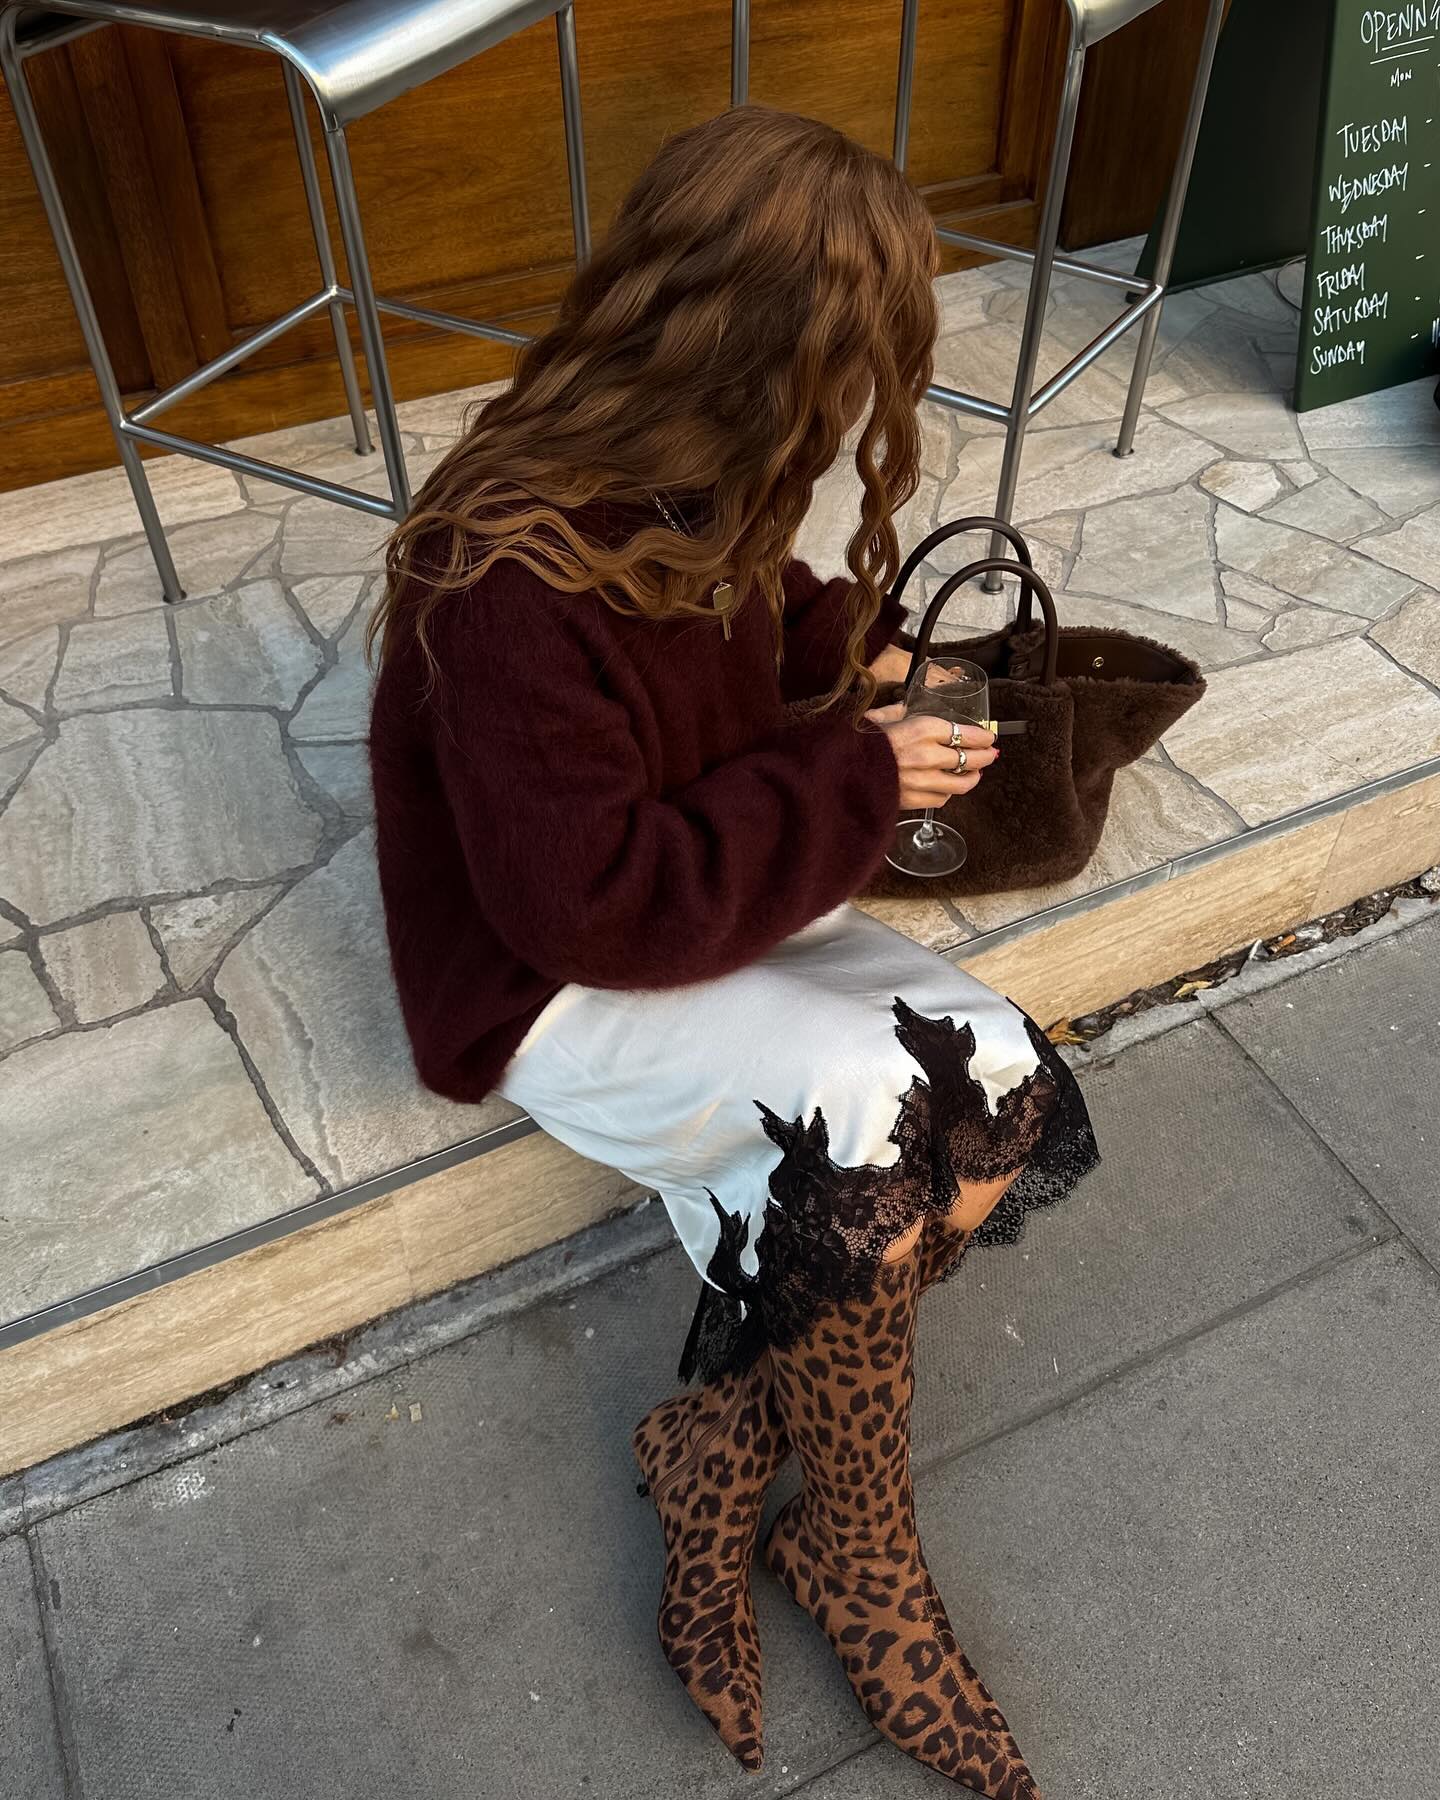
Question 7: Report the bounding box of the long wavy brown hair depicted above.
[373,105,939,712]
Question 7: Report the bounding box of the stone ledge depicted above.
[0,1131,639,1478]
[4,765,1439,1479]
[958,761,1440,1018]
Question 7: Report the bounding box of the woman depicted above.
[370,107,1097,1798]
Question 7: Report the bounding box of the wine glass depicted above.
[886,657,989,877]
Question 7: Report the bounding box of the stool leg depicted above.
[1115,0,1226,458]
[982,32,1085,594]
[893,0,919,171]
[322,124,411,514]
[283,64,373,457]
[555,3,591,267]
[1,19,183,602]
[731,0,749,105]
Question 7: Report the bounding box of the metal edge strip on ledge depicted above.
[4,755,1438,1358]
[950,754,1440,959]
[0,1115,540,1355]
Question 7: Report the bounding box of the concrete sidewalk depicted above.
[4,912,1439,1800]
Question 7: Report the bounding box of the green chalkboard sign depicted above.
[1295,1,1440,410]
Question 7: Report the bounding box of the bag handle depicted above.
[906,558,1060,688]
[890,516,1038,625]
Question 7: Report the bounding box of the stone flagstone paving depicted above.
[1,247,1439,1328]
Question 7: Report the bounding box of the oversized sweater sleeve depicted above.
[431,595,900,992]
[779,559,908,702]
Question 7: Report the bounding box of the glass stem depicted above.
[915,809,937,846]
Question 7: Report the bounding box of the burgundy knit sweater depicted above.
[370,548,905,1103]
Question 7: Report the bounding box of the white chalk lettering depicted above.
[1311,339,1367,374]
[1336,117,1409,156]
[1316,261,1367,298]
[1321,214,1389,254]
[1360,4,1440,49]
[1329,163,1410,211]
[1305,5,1438,392]
[1313,292,1391,334]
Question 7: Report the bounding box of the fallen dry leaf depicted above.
[1174,979,1213,1000]
[1045,1019,1085,1046]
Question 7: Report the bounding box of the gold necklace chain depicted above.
[650,490,735,640]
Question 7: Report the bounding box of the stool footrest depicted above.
[1027,280,1162,415]
[119,418,400,518]
[927,276,1164,426]
[362,292,530,349]
[131,289,339,426]
[921,382,1010,423]
[116,284,537,515]
[936,226,1141,294]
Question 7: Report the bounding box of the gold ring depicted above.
[948,721,964,749]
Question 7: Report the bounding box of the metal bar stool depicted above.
[731,0,1226,588]
[1,0,591,603]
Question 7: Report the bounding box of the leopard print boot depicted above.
[632,1353,790,1771]
[763,1250,1042,1799]
[917,1215,973,1293]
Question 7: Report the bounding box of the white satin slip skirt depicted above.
[497,902,1096,1370]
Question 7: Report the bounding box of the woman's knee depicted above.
[880,1215,927,1263]
[879,1169,1019,1263]
[943,1169,1021,1236]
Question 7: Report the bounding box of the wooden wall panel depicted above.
[0,0,1195,495]
[0,49,147,390]
[746,0,1011,176]
[67,30,197,387]
[1059,0,1228,251]
[122,30,230,363]
[168,37,328,332]
[172,0,1027,337]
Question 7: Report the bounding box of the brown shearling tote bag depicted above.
[863,516,1207,899]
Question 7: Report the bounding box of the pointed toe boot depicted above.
[632,1354,790,1770]
[763,1253,1042,1798]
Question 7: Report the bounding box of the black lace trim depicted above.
[677,1002,1099,1386]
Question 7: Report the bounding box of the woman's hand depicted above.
[864,703,997,812]
[867,642,913,687]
